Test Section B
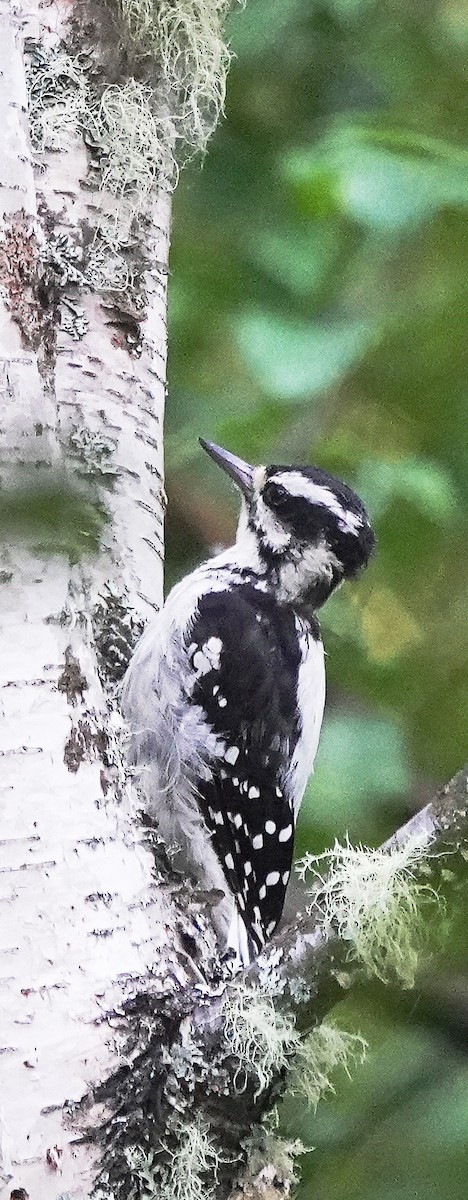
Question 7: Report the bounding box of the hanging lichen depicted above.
[298,832,438,988]
[25,2,239,304]
[112,0,237,153]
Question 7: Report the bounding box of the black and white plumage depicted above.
[122,440,375,965]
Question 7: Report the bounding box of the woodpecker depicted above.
[122,440,374,965]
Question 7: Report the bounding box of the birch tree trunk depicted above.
[0,2,223,1194]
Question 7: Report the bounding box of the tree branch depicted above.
[243,764,468,1031]
[91,766,468,1199]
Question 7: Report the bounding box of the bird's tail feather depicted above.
[227,905,252,968]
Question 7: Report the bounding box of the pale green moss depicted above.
[114,0,236,152]
[298,832,437,988]
[125,1117,222,1200]
[232,1010,366,1189]
[222,986,366,1112]
[84,78,176,288]
[161,1117,222,1200]
[222,987,299,1096]
[241,1122,307,1191]
[27,4,238,297]
[104,996,366,1197]
[289,1023,367,1111]
[88,80,175,204]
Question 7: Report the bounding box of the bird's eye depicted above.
[263,481,288,509]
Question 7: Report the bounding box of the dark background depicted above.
[166,2,468,1196]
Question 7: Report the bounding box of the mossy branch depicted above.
[93,767,468,1199]
[243,765,468,1031]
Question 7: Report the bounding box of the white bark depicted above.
[0,3,214,1194]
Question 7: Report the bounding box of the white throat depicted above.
[235,501,340,606]
[275,542,340,604]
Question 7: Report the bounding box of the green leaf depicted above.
[234,308,376,400]
[355,126,468,166]
[246,223,339,298]
[356,457,458,523]
[284,124,468,230]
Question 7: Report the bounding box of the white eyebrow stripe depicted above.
[273,471,364,533]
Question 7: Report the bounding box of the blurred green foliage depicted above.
[167,0,468,784]
[0,472,106,560]
[166,0,468,1195]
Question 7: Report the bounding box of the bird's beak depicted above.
[199,438,254,498]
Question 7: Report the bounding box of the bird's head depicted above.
[200,439,375,607]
